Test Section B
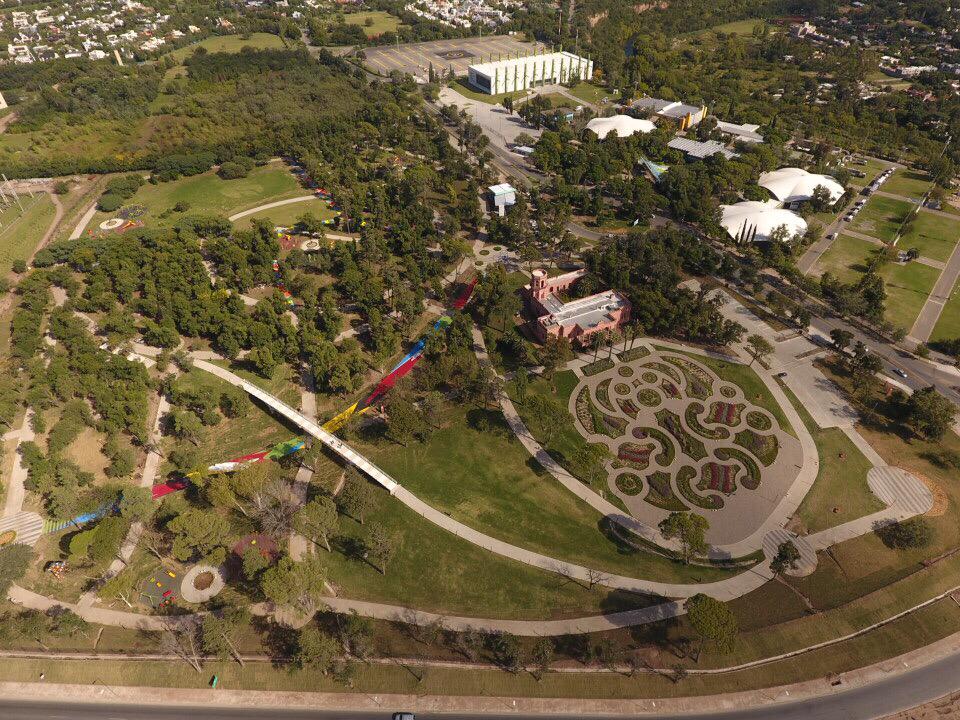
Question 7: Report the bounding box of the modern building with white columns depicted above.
[467,51,593,95]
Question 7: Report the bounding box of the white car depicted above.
[894,368,908,379]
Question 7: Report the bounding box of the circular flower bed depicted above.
[641,371,658,383]
[478,249,490,256]
[720,385,737,399]
[615,473,643,496]
[614,382,631,396]
[180,564,226,604]
[617,366,634,377]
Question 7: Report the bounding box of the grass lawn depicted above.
[781,385,882,534]
[850,195,913,243]
[654,347,795,438]
[0,193,55,273]
[165,32,286,62]
[509,369,612,496]
[930,276,960,343]
[448,78,527,106]
[897,209,960,263]
[876,260,940,332]
[234,197,337,229]
[344,10,400,37]
[209,358,302,407]
[884,169,932,200]
[87,162,303,231]
[326,486,657,619]
[566,81,614,106]
[812,233,879,283]
[783,359,960,610]
[364,400,734,584]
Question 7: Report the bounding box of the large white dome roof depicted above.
[720,200,808,243]
[585,114,656,140]
[758,167,845,204]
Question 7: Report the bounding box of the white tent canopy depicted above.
[720,200,808,243]
[758,167,845,204]
[585,114,656,140]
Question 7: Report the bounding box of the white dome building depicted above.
[720,200,808,243]
[585,114,656,140]
[758,167,845,205]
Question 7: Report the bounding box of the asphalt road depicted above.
[3,649,960,720]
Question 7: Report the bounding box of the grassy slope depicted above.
[163,368,297,468]
[234,197,336,229]
[0,193,55,273]
[325,489,656,619]
[364,400,734,583]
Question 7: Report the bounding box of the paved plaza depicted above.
[569,348,804,546]
[364,35,543,81]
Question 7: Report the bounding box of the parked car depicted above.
[393,714,416,720]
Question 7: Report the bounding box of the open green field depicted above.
[813,233,879,283]
[884,169,932,200]
[87,162,303,231]
[366,400,733,583]
[0,192,55,273]
[876,260,940,332]
[165,33,286,62]
[234,197,337,229]
[850,195,913,243]
[344,10,400,37]
[566,82,615,106]
[325,482,653,618]
[782,386,882,534]
[897,209,960,263]
[930,276,960,344]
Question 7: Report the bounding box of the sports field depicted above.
[344,11,400,37]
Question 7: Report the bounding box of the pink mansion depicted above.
[524,269,631,345]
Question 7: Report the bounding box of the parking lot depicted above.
[363,35,544,80]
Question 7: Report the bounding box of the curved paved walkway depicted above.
[227,195,320,222]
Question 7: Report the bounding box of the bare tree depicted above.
[586,567,610,591]
[161,624,203,673]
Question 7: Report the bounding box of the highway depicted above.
[4,647,960,720]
